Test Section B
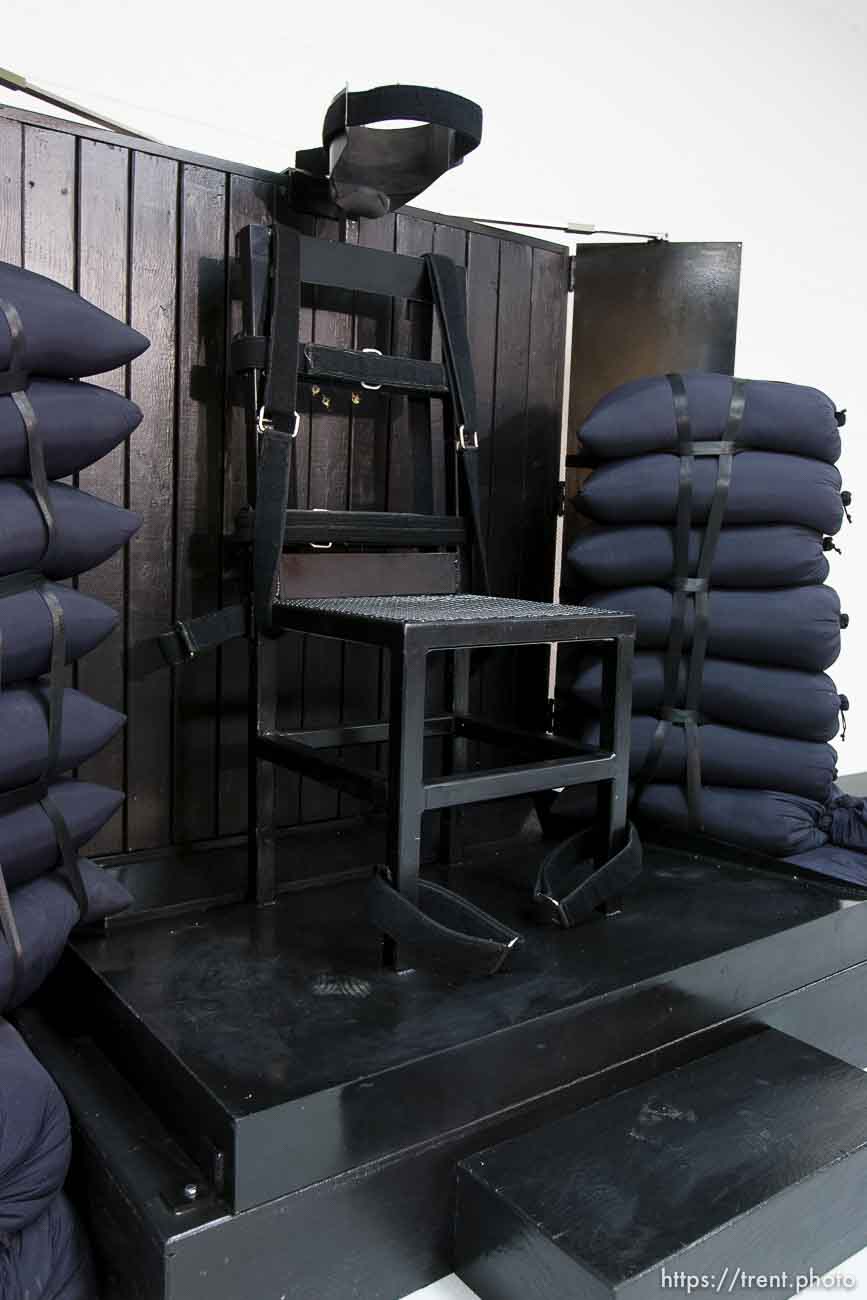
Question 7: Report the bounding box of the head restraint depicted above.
[289,84,483,220]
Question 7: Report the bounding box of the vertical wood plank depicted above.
[427,224,468,804]
[75,139,130,853]
[516,247,568,729]
[299,217,352,824]
[217,175,274,838]
[0,119,22,263]
[126,150,178,851]
[173,164,227,844]
[388,213,434,513]
[22,126,77,696]
[485,241,533,736]
[273,211,316,832]
[22,127,75,282]
[464,232,501,738]
[339,214,396,817]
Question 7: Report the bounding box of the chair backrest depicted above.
[233,224,484,601]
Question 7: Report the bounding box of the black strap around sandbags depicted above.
[0,570,85,946]
[633,376,747,830]
[424,252,491,595]
[291,85,483,220]
[531,822,643,927]
[0,299,56,562]
[368,869,521,976]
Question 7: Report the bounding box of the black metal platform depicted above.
[18,834,867,1300]
[456,1029,867,1300]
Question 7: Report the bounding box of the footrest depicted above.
[456,1030,867,1299]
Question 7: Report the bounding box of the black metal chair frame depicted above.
[227,222,636,971]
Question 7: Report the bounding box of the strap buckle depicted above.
[457,425,478,451]
[309,508,333,549]
[532,892,570,928]
[257,409,301,437]
[172,620,197,662]
[361,348,383,390]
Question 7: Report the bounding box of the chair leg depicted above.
[249,633,280,905]
[383,638,428,971]
[595,633,634,913]
[441,648,471,871]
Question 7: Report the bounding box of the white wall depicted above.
[6,0,867,769]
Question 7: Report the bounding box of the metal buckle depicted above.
[257,409,300,437]
[309,508,333,550]
[532,892,570,928]
[457,425,479,451]
[173,620,197,662]
[489,934,521,976]
[361,348,383,391]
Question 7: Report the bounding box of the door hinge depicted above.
[546,697,557,732]
[567,254,576,292]
[556,480,567,516]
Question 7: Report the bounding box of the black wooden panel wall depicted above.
[0,104,568,860]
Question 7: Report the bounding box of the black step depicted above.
[456,1030,867,1300]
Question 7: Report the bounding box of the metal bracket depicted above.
[361,348,383,391]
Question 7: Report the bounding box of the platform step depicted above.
[456,1030,867,1300]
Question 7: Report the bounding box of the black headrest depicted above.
[289,84,483,220]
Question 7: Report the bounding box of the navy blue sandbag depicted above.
[0,687,125,791]
[567,525,830,591]
[569,654,843,742]
[0,859,133,1012]
[579,452,844,535]
[0,379,142,478]
[0,1019,70,1234]
[0,586,117,686]
[0,260,148,378]
[633,784,828,857]
[787,846,867,888]
[579,372,842,464]
[577,716,837,802]
[0,1193,97,1300]
[583,585,842,672]
[0,781,123,889]
[0,481,141,580]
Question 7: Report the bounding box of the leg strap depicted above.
[531,822,643,927]
[158,603,248,666]
[368,869,522,976]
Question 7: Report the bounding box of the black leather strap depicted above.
[532,822,643,927]
[633,376,747,831]
[292,85,483,220]
[300,343,449,396]
[158,603,248,666]
[0,299,55,554]
[39,793,88,915]
[424,252,491,594]
[0,568,76,932]
[254,224,302,633]
[0,866,22,962]
[368,869,521,975]
[234,336,450,397]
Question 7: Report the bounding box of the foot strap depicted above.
[368,870,522,976]
[531,822,643,927]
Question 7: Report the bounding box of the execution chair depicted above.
[160,221,639,974]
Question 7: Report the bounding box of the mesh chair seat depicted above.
[275,593,619,626]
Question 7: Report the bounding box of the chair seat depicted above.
[275,593,622,625]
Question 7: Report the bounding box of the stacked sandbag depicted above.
[0,262,146,1294]
[560,370,863,886]
[0,1018,96,1299]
